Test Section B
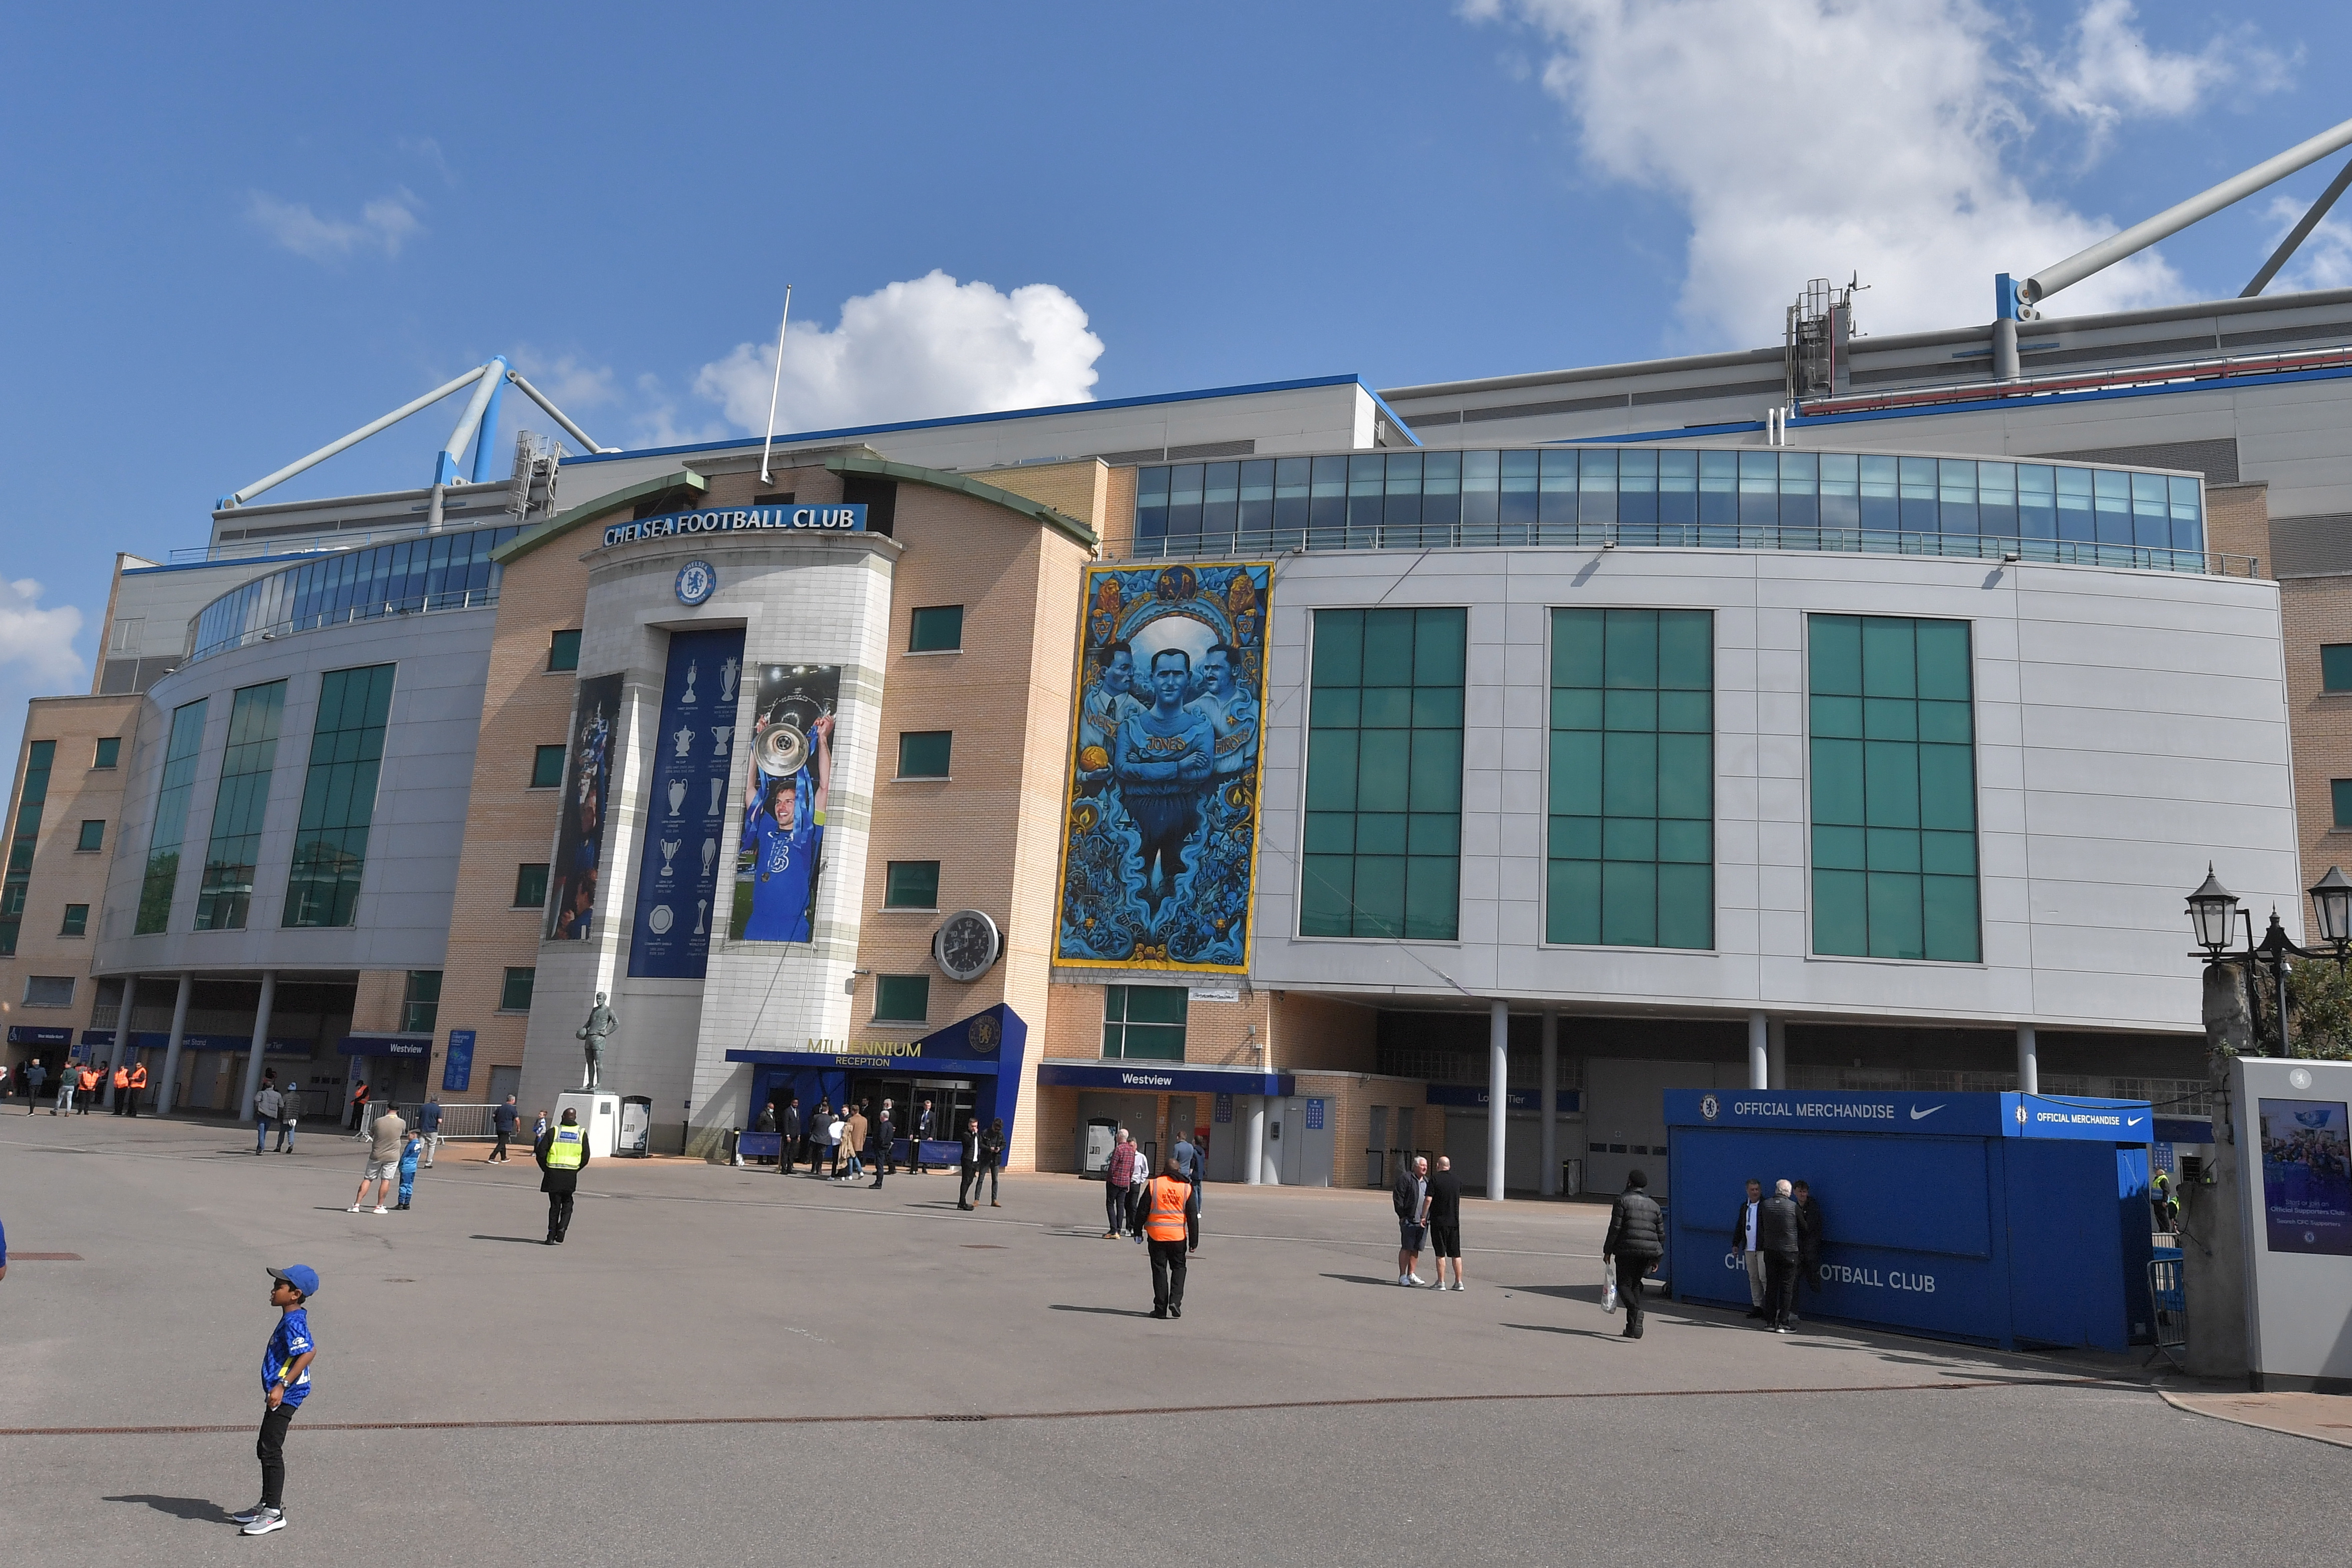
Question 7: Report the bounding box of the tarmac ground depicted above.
[2,1111,2345,1566]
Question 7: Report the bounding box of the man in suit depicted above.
[869,1102,895,1189]
[1393,1155,1430,1287]
[777,1094,802,1175]
[957,1116,982,1209]
[910,1098,934,1174]
[1734,1178,1767,1319]
[1602,1169,1667,1339]
[1758,1178,1803,1332]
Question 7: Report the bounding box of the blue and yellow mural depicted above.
[1055,562,1270,973]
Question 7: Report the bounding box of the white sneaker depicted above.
[347,1204,361,1212]
[1396,1275,1410,1286]
[373,1205,388,1215]
[1408,1274,1427,1286]
[241,1508,285,1535]
[1427,1277,1446,1288]
[229,1501,271,1524]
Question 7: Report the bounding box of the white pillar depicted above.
[238,972,278,1124]
[1748,1010,1769,1091]
[2016,1022,2038,1096]
[1539,1007,1559,1197]
[1244,1095,1266,1186]
[105,976,138,1109]
[158,973,192,1117]
[1767,1017,1787,1090]
[1487,999,1508,1201]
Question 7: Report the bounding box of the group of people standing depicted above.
[19,1058,149,1115]
[1098,1126,1202,1318]
[755,1093,1008,1209]
[1390,1155,1469,1289]
[1730,1176,1824,1333]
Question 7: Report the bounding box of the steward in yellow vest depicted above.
[535,1108,591,1245]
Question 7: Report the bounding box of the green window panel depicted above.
[94,737,120,769]
[77,820,105,851]
[908,605,964,653]
[1808,616,1979,962]
[884,860,941,908]
[547,630,581,672]
[0,740,54,957]
[401,970,443,1034]
[873,974,930,1023]
[531,745,566,788]
[897,731,953,778]
[499,966,536,1012]
[137,703,208,934]
[513,863,549,909]
[1299,606,1466,939]
[1547,608,1713,949]
[195,680,287,931]
[2325,644,2352,693]
[60,903,88,938]
[2333,779,2352,829]
[284,665,396,929]
[1103,983,1188,1059]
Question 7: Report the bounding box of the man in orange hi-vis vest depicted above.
[1141,1158,1193,1320]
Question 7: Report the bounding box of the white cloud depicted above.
[692,271,1105,436]
[0,579,85,691]
[1466,0,2287,344]
[246,188,424,261]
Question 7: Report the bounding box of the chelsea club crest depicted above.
[1700,1093,1720,1122]
[675,560,717,607]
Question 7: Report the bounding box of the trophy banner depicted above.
[546,672,623,940]
[730,663,841,944]
[627,628,744,978]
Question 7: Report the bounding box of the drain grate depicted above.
[931,1414,988,1422]
[13,1253,83,1261]
[961,1244,1007,1249]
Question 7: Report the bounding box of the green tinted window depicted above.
[2324,644,2352,692]
[874,974,930,1022]
[2334,780,2352,829]
[499,966,536,1012]
[60,903,88,937]
[1549,609,1712,948]
[77,820,105,852]
[1809,616,1978,961]
[513,863,549,909]
[908,605,964,652]
[531,745,566,788]
[284,664,395,929]
[195,680,286,930]
[1103,984,1187,1059]
[94,737,120,769]
[401,970,443,1034]
[547,630,581,672]
[1300,607,1465,940]
[884,861,941,908]
[898,731,953,778]
[137,702,208,934]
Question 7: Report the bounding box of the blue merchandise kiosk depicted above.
[1664,1089,2155,1352]
[727,1002,1028,1166]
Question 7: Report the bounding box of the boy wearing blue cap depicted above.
[232,1264,318,1536]
[396,1126,424,1210]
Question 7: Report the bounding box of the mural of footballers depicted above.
[731,664,840,943]
[1057,562,1270,973]
[547,673,621,940]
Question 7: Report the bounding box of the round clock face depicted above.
[674,559,717,606]
[934,909,1000,981]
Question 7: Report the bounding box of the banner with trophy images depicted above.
[730,663,841,943]
[546,672,623,940]
[626,627,745,979]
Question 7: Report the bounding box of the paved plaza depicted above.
[2,1114,2345,1566]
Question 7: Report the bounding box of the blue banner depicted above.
[442,1029,476,1093]
[602,503,864,549]
[630,627,746,978]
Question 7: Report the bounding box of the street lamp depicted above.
[2307,865,2352,958]
[2185,866,2352,1057]
[2187,865,2237,956]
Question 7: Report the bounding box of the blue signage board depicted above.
[727,1003,1031,1153]
[603,503,864,550]
[1215,1092,1233,1124]
[83,1029,311,1057]
[7,1025,73,1045]
[1305,1098,1324,1130]
[2154,1117,2213,1145]
[1424,1084,1581,1113]
[442,1029,476,1093]
[1036,1062,1295,1098]
[629,626,745,978]
[338,1036,430,1059]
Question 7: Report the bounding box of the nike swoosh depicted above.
[1909,1105,1945,1121]
[2128,1116,2145,1127]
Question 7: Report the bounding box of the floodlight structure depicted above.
[216,357,613,511]
[1990,114,2352,381]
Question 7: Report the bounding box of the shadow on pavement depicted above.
[469,1235,549,1245]
[1320,1272,1414,1288]
[104,1495,231,1522]
[1502,1323,1630,1342]
[1048,1304,1155,1318]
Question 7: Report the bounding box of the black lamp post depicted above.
[2184,864,2352,1057]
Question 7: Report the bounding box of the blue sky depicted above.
[4,0,2350,763]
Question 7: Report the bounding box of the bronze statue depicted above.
[576,992,617,1090]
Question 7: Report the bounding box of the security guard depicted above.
[535,1107,590,1244]
[1141,1157,1193,1319]
[111,1061,131,1115]
[124,1059,149,1117]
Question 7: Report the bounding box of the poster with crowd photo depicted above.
[626,628,745,979]
[730,663,841,944]
[2258,1098,2352,1256]
[1054,562,1270,973]
[546,672,623,940]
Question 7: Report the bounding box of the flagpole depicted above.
[759,284,793,487]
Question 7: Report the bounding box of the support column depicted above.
[105,976,137,1110]
[158,973,192,1118]
[1487,999,1509,1202]
[1748,1010,1769,1091]
[1539,1007,1559,1197]
[1767,1017,1788,1090]
[238,972,278,1125]
[2016,1022,2038,1096]
[1243,1096,1266,1186]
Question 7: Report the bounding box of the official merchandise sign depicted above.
[603,504,866,549]
[442,1029,477,1094]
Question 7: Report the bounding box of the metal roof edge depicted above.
[827,454,1097,549]
[492,469,708,565]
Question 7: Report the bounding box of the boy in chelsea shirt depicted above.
[232,1265,319,1536]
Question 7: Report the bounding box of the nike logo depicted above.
[2128,1116,2144,1127]
[1909,1105,1945,1121]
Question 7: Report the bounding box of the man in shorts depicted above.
[347,1104,407,1215]
[1393,1155,1430,1286]
[1426,1156,1468,1290]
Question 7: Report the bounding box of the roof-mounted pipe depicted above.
[437,356,508,485]
[504,369,613,454]
[219,365,487,510]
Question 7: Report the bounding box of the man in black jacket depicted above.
[1792,1179,1824,1318]
[1758,1178,1803,1332]
[1391,1155,1430,1287]
[1601,1169,1666,1338]
[870,1103,895,1189]
[957,1116,982,1209]
[778,1095,802,1175]
[911,1098,934,1174]
[1426,1156,1467,1290]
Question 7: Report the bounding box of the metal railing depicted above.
[2146,1254,2187,1367]
[387,1103,504,1140]
[171,522,466,565]
[186,589,498,667]
[1120,522,2255,576]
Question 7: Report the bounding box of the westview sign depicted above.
[603,504,865,548]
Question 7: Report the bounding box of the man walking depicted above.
[1793,1179,1824,1319]
[1427,1155,1466,1290]
[54,1059,76,1114]
[254,1075,283,1155]
[348,1103,406,1214]
[957,1115,982,1209]
[777,1093,801,1176]
[1141,1156,1193,1318]
[1734,1178,1767,1319]
[1104,1127,1138,1238]
[1601,1168,1666,1339]
[1393,1154,1430,1286]
[535,1107,589,1243]
[1171,1127,1203,1251]
[23,1058,45,1114]
[417,1098,443,1167]
[910,1097,934,1174]
[489,1096,519,1163]
[869,1101,894,1189]
[1758,1178,1803,1332]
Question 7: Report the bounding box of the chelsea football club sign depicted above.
[606,503,866,550]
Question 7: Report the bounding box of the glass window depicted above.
[1102,984,1187,1059]
[76,819,104,851]
[23,975,73,1008]
[897,731,953,778]
[93,737,120,769]
[2322,645,2352,693]
[1809,616,1978,961]
[884,860,941,908]
[513,863,549,909]
[2334,780,2352,828]
[531,745,566,788]
[284,664,396,929]
[195,680,287,931]
[137,702,208,934]
[1300,607,1466,940]
[547,630,581,671]
[499,966,536,1012]
[1549,609,1713,949]
[908,605,964,653]
[401,970,443,1034]
[60,903,89,938]
[874,974,930,1023]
